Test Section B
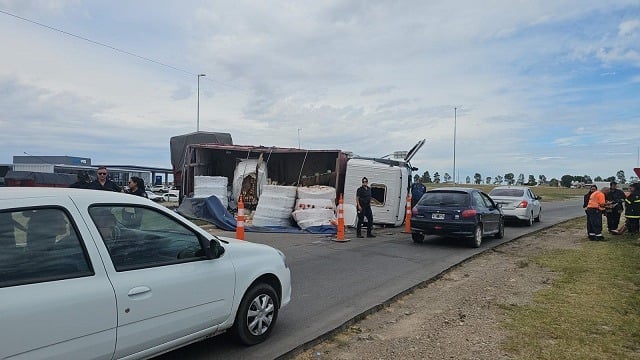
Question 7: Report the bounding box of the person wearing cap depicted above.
[356,176,376,238]
[605,181,626,233]
[586,187,610,241]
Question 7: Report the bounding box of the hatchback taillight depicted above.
[461,209,477,218]
[517,200,528,208]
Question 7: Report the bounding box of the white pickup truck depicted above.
[0,188,291,360]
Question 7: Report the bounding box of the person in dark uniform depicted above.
[605,181,626,233]
[89,166,122,192]
[612,183,640,235]
[410,178,427,207]
[356,176,375,238]
[126,177,148,198]
[69,171,91,189]
[583,184,597,213]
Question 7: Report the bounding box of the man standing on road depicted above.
[605,181,626,233]
[89,166,122,192]
[356,177,375,238]
[586,187,610,241]
[410,177,427,208]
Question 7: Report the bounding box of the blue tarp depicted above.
[177,196,336,235]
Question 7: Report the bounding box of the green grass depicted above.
[501,218,640,359]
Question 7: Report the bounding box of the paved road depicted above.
[157,198,585,360]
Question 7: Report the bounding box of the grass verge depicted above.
[501,218,640,359]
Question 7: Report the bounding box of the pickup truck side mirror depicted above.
[205,239,225,259]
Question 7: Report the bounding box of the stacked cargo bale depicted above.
[292,186,337,229]
[193,176,228,209]
[252,185,297,227]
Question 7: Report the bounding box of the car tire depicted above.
[535,209,542,222]
[412,232,425,243]
[231,283,279,346]
[471,225,482,248]
[525,212,534,227]
[494,220,504,239]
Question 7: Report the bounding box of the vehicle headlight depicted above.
[276,249,289,268]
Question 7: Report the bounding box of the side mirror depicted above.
[205,239,225,259]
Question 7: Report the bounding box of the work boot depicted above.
[588,235,596,241]
[596,235,606,241]
[367,233,376,238]
[356,231,364,238]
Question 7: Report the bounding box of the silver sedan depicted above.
[489,186,542,226]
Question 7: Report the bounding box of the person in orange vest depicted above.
[586,187,611,241]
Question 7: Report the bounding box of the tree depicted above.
[616,170,626,184]
[516,173,525,185]
[605,176,616,182]
[423,171,432,183]
[560,175,573,188]
[433,172,440,183]
[528,175,536,185]
[474,173,482,184]
[549,178,559,187]
[583,175,592,184]
[594,176,603,182]
[538,174,547,185]
[413,174,420,182]
[504,173,515,185]
[465,176,471,184]
[444,173,451,183]
[486,176,492,184]
[494,175,503,184]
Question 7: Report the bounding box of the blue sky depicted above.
[1,1,639,182]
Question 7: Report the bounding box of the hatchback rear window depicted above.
[490,189,524,197]
[418,192,469,206]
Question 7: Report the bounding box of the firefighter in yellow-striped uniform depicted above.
[611,183,640,235]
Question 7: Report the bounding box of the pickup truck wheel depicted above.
[232,283,279,345]
[412,232,425,243]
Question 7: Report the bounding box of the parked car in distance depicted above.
[0,188,291,360]
[163,193,179,202]
[488,186,541,226]
[410,187,504,247]
[146,191,164,202]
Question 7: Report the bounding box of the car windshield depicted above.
[490,189,524,197]
[419,192,469,207]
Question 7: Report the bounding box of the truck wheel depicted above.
[231,283,279,345]
[412,232,425,243]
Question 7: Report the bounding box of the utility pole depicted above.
[197,74,206,131]
[453,107,457,184]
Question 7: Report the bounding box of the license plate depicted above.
[432,213,445,220]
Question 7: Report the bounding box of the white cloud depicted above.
[0,1,638,180]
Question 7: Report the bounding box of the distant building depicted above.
[5,155,172,188]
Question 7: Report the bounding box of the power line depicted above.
[0,8,245,91]
[1,9,195,76]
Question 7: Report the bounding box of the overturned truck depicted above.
[175,139,424,227]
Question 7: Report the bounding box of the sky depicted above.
[1,0,639,182]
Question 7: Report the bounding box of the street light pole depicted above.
[453,107,457,184]
[197,73,206,132]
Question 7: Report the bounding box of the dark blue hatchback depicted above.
[410,187,504,247]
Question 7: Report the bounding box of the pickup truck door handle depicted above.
[128,286,151,296]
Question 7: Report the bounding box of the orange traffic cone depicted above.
[333,194,349,242]
[236,196,245,240]
[403,194,412,233]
